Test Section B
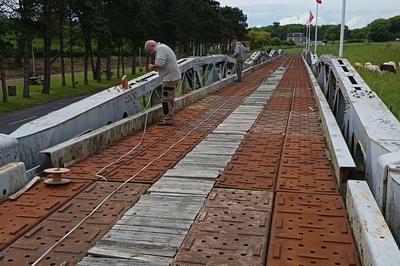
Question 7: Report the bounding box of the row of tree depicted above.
[0,0,248,102]
[247,15,400,50]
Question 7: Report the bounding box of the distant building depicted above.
[287,33,306,46]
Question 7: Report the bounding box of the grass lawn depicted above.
[288,42,400,119]
[0,69,146,114]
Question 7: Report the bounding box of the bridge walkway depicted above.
[0,55,359,266]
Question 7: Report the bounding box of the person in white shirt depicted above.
[232,37,245,82]
[145,40,181,125]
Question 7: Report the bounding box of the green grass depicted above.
[286,42,400,119]
[0,70,146,114]
[315,42,400,119]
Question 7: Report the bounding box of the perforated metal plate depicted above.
[0,181,148,266]
[173,189,273,265]
[0,180,89,251]
[267,192,360,266]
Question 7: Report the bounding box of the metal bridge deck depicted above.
[0,55,360,266]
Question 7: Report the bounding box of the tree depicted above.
[270,37,282,46]
[246,28,271,49]
[368,19,392,42]
[389,16,400,38]
[0,18,14,102]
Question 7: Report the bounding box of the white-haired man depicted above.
[232,36,245,82]
[145,40,181,125]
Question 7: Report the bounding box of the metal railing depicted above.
[305,51,400,244]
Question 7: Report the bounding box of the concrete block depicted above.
[347,180,400,266]
[0,134,19,167]
[0,162,29,198]
[386,164,400,245]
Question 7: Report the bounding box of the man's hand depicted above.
[148,64,157,71]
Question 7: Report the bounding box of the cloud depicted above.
[279,12,330,26]
[279,13,309,25]
[346,16,367,29]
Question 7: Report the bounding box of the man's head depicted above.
[144,40,157,55]
[231,36,238,47]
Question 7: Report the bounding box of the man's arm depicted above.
[149,46,167,71]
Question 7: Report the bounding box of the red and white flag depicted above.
[309,11,314,23]
[316,0,322,4]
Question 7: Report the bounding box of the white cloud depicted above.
[346,16,367,29]
[279,16,302,25]
[279,12,330,26]
[217,0,399,28]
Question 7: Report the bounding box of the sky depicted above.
[217,0,400,29]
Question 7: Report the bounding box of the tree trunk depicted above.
[69,12,75,88]
[22,35,31,98]
[83,33,89,85]
[106,56,111,80]
[20,0,31,98]
[89,42,95,79]
[117,46,120,78]
[59,0,66,87]
[42,0,51,94]
[95,39,102,83]
[95,56,101,82]
[121,52,125,75]
[0,57,7,102]
[131,48,136,75]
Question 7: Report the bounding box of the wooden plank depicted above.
[185,154,232,161]
[172,164,224,171]
[205,134,245,141]
[197,140,242,147]
[190,147,237,156]
[132,202,203,211]
[163,168,220,180]
[112,224,188,235]
[117,216,192,230]
[88,240,176,258]
[9,176,41,200]
[176,162,226,169]
[148,177,214,195]
[78,256,170,266]
[104,230,185,246]
[153,177,215,186]
[148,192,206,198]
[124,207,200,220]
[140,193,204,205]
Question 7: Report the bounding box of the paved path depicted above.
[0,94,90,134]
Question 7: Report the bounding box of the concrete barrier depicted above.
[386,164,400,245]
[301,55,355,188]
[347,180,400,266]
[0,134,19,167]
[0,162,29,198]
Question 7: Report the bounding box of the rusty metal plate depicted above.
[267,192,360,266]
[173,189,273,265]
[64,94,255,184]
[0,180,89,251]
[277,162,337,194]
[287,113,322,135]
[217,133,283,191]
[0,181,148,266]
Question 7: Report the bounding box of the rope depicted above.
[32,69,268,266]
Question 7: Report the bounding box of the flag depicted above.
[309,11,314,23]
[316,0,322,4]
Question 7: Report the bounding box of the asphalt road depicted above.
[0,94,89,134]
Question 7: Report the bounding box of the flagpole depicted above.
[305,22,308,51]
[314,2,319,54]
[308,24,311,51]
[339,0,347,57]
